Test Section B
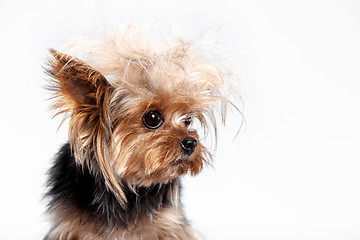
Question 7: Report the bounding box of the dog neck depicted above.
[46,143,181,230]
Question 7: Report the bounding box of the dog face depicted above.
[47,30,231,203]
[109,85,210,186]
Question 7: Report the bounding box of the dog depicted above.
[44,28,238,240]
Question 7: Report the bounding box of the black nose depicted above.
[181,137,197,155]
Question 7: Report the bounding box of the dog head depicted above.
[47,29,236,204]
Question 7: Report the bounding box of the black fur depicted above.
[46,143,179,230]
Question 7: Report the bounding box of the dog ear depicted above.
[47,49,111,107]
[47,50,127,205]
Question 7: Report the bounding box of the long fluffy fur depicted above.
[45,26,237,239]
[45,144,191,239]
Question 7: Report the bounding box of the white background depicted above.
[1,0,360,239]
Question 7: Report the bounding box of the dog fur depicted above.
[45,27,237,240]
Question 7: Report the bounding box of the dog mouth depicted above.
[171,153,204,174]
[172,152,196,165]
[171,157,185,166]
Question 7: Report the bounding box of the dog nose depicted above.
[181,137,197,155]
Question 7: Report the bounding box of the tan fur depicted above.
[47,206,195,240]
[47,27,238,239]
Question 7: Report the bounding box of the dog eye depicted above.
[143,110,164,129]
[183,117,192,127]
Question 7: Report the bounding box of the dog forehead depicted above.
[112,69,209,111]
[142,91,199,114]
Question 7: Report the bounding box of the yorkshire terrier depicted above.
[44,28,237,240]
